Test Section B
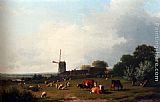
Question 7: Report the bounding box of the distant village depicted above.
[53,50,112,78]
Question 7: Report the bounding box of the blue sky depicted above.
[0,0,160,73]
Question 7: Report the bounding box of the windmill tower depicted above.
[52,49,66,73]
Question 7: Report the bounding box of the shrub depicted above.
[1,87,37,102]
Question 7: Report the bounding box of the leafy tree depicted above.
[135,61,154,82]
[121,54,137,67]
[112,62,125,76]
[133,44,155,64]
[80,65,91,70]
[92,60,108,68]
[113,44,156,86]
[120,55,137,80]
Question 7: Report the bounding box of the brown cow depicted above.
[82,80,94,88]
[110,80,123,90]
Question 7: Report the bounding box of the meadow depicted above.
[28,77,160,102]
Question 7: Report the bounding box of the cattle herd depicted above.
[77,79,123,94]
[17,78,123,98]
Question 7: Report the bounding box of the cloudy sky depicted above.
[0,0,160,73]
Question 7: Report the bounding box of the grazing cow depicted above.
[110,80,123,90]
[82,80,94,88]
[41,91,47,98]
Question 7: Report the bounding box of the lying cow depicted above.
[110,80,123,90]
[90,85,104,94]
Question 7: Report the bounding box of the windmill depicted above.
[52,49,66,73]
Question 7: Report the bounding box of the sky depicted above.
[0,0,160,74]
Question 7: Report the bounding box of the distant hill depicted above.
[0,72,57,80]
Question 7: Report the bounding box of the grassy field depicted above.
[27,77,160,102]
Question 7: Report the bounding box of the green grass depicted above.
[11,77,160,102]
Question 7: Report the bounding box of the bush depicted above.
[1,87,37,102]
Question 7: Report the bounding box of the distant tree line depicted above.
[80,60,108,70]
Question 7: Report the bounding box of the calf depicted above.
[110,80,123,90]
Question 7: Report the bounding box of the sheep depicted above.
[46,82,53,87]
[58,84,64,90]
[66,82,70,87]
[55,84,59,88]
[41,91,47,98]
[57,84,66,90]
[105,78,109,80]
[29,85,34,89]
[44,81,48,84]
[53,81,56,84]
[37,84,42,90]
[61,86,66,90]
[27,85,40,92]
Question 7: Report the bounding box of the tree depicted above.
[120,54,137,81]
[133,44,155,64]
[80,65,91,70]
[112,62,125,77]
[135,61,154,82]
[113,44,156,86]
[120,54,136,67]
[92,60,108,68]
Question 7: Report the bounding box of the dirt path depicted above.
[59,90,112,102]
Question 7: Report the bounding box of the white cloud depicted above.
[0,0,160,73]
[3,20,126,73]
